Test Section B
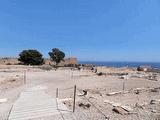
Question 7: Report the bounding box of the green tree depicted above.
[48,48,65,66]
[18,49,44,65]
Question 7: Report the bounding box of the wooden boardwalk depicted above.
[8,86,75,120]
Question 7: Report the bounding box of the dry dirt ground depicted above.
[0,65,160,120]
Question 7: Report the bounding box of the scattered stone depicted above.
[104,99,133,114]
[10,79,16,82]
[133,88,146,94]
[112,106,129,115]
[135,102,148,109]
[147,75,158,81]
[137,66,151,72]
[120,75,129,80]
[135,103,144,109]
[78,90,87,96]
[120,105,133,112]
[150,99,160,104]
[106,91,122,96]
[134,90,140,94]
[137,66,160,73]
[78,103,91,109]
[15,75,19,77]
[89,89,102,96]
[97,72,106,76]
[104,99,121,107]
[63,100,72,107]
[150,87,160,92]
[151,110,157,113]
[106,73,128,76]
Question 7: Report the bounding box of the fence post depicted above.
[71,71,73,78]
[56,88,59,98]
[73,85,76,112]
[24,71,26,84]
[123,81,125,92]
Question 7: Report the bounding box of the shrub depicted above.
[18,49,44,65]
[48,48,65,66]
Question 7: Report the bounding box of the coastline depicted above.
[79,61,160,68]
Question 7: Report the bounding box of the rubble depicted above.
[106,91,129,96]
[137,66,160,73]
[120,105,133,112]
[150,99,160,104]
[77,90,88,96]
[135,102,148,109]
[133,88,146,94]
[137,66,150,72]
[104,99,133,112]
[112,106,129,115]
[106,91,122,96]
[151,110,157,113]
[147,75,157,80]
[78,103,91,109]
[104,99,121,107]
[150,87,160,92]
[107,73,128,76]
[97,72,106,76]
[120,75,129,80]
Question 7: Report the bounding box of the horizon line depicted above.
[78,60,160,63]
[0,56,159,63]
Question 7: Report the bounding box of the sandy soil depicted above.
[0,65,160,120]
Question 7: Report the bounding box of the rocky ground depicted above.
[0,65,160,120]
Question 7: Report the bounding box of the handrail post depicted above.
[73,85,76,112]
[123,81,125,91]
[56,88,59,98]
[24,71,26,84]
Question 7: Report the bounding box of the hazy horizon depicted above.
[0,0,160,62]
[0,56,160,63]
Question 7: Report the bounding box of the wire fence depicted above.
[77,88,110,120]
[56,85,110,120]
[55,84,160,120]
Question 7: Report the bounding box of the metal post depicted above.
[24,71,26,84]
[56,88,59,98]
[71,71,73,78]
[123,81,125,91]
[73,85,76,112]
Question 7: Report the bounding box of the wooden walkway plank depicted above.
[8,86,75,120]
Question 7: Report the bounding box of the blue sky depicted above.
[0,0,160,62]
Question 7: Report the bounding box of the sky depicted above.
[0,0,160,62]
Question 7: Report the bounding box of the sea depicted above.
[79,61,160,68]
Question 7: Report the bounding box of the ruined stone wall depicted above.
[0,58,19,65]
[0,57,78,65]
[64,58,77,65]
[44,58,78,65]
